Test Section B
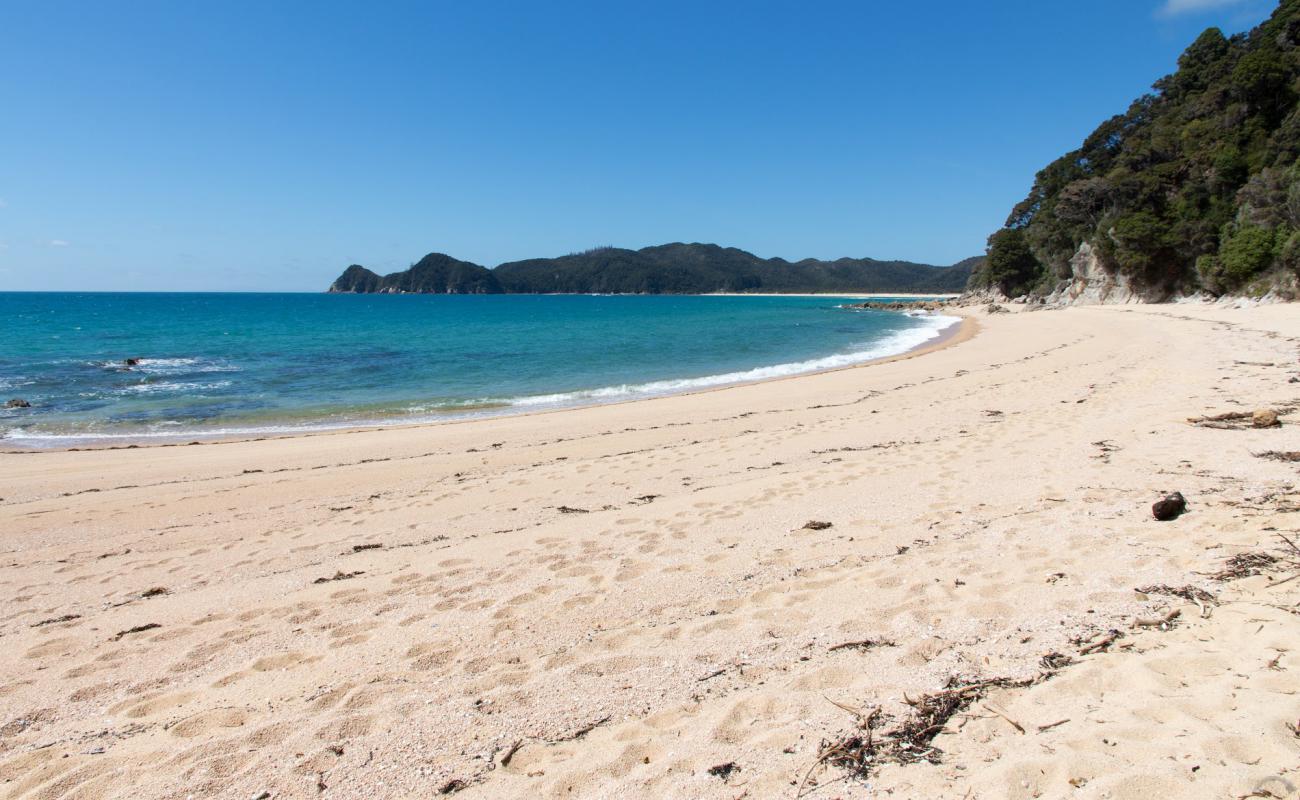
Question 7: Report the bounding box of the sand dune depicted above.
[1,303,1298,799]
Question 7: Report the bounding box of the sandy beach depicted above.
[2,303,1298,800]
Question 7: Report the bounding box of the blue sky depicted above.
[0,0,1278,291]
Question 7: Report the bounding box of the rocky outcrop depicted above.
[1044,243,1147,305]
[5,399,31,409]
[328,255,503,294]
[329,265,383,294]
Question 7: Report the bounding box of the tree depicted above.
[982,229,1043,297]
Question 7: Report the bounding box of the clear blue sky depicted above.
[0,0,1277,291]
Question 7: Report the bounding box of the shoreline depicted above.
[1,312,975,454]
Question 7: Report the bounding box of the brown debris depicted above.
[1256,450,1300,462]
[30,614,81,628]
[801,676,1034,793]
[707,762,740,780]
[112,623,161,641]
[828,639,895,653]
[802,520,833,531]
[1212,552,1280,581]
[1135,584,1216,604]
[313,571,364,584]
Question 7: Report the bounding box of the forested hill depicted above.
[328,244,977,295]
[971,0,1300,300]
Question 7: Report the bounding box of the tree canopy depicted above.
[970,0,1300,298]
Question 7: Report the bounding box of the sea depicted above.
[0,293,958,448]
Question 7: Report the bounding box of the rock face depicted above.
[1046,243,1146,305]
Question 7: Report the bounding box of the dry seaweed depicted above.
[1135,584,1216,604]
[1256,451,1300,462]
[112,623,161,641]
[828,639,895,653]
[799,676,1033,794]
[30,614,80,628]
[313,570,364,584]
[1212,552,1280,581]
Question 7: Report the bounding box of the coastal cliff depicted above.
[969,0,1300,303]
[328,243,978,295]
[329,253,502,294]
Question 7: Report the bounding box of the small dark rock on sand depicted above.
[802,520,833,530]
[5,398,31,408]
[707,762,740,779]
[1152,492,1186,521]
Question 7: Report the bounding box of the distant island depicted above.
[327,243,979,295]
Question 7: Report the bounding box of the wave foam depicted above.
[501,314,959,409]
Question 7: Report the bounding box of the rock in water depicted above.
[1152,492,1186,521]
[5,398,31,408]
[1252,409,1280,428]
[124,357,141,367]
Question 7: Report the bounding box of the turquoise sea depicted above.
[0,293,957,448]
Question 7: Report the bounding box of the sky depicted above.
[0,0,1280,291]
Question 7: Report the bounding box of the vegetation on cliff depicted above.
[971,0,1300,298]
[329,244,976,295]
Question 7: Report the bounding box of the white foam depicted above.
[116,380,233,395]
[501,314,959,409]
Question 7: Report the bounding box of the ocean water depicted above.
[0,293,957,447]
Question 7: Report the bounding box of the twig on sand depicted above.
[983,705,1025,734]
[551,715,611,743]
[1132,608,1181,629]
[1078,629,1123,655]
[1036,718,1070,733]
[499,739,524,767]
[828,639,895,653]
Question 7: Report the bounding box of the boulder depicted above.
[1252,409,1281,428]
[5,398,31,409]
[124,358,141,367]
[1152,492,1186,521]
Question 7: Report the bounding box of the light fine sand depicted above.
[1,303,1298,799]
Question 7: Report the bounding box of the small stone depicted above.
[1252,409,1280,428]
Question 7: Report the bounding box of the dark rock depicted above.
[707,762,740,779]
[1152,492,1186,521]
[123,358,141,367]
[802,520,833,530]
[5,398,31,408]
